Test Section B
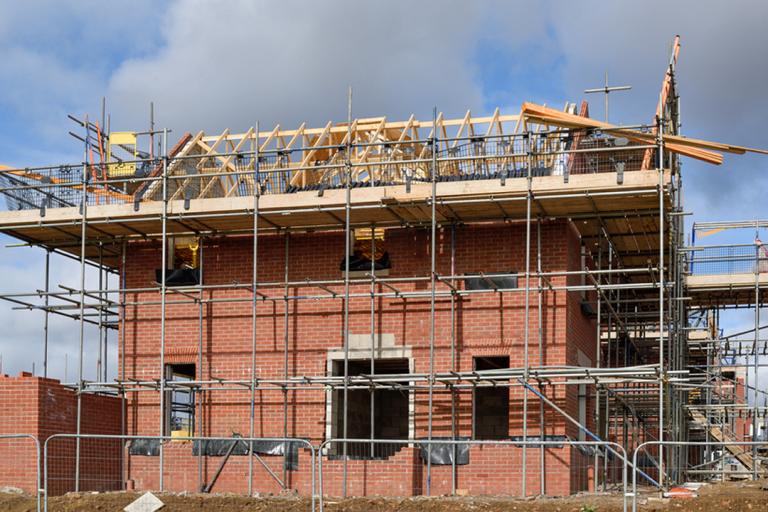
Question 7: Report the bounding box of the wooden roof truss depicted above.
[158,111,524,200]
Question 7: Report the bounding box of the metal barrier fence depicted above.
[23,434,768,511]
[0,130,654,212]
[0,434,41,512]
[43,434,316,512]
[631,441,768,511]
[688,244,767,275]
[318,438,631,512]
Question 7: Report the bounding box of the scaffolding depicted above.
[0,38,763,496]
[682,220,768,479]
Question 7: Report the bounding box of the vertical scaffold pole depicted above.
[369,225,376,459]
[594,240,602,488]
[282,231,289,487]
[120,240,127,490]
[97,242,104,380]
[669,168,680,482]
[74,117,89,492]
[450,223,457,495]
[657,114,665,490]
[426,106,438,496]
[43,249,50,378]
[342,86,352,497]
[522,128,533,497]
[159,127,168,491]
[197,233,205,490]
[537,217,545,495]
[754,219,760,480]
[103,256,109,382]
[607,246,614,486]
[248,122,260,495]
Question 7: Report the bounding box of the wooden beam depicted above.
[203,114,520,144]
[521,102,724,165]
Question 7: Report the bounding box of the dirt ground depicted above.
[0,480,766,511]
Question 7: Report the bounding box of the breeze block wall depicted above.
[0,372,123,495]
[120,219,597,497]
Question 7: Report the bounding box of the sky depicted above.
[0,0,767,400]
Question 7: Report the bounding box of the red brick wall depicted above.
[319,444,576,497]
[0,373,40,494]
[120,220,596,496]
[0,372,123,495]
[734,375,749,442]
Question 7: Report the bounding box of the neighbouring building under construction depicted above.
[0,36,766,500]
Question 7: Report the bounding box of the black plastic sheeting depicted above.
[419,438,470,466]
[464,273,518,291]
[128,439,161,456]
[575,443,601,457]
[341,252,391,272]
[192,438,250,456]
[128,438,302,470]
[192,439,302,470]
[155,268,200,286]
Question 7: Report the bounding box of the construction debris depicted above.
[124,492,164,512]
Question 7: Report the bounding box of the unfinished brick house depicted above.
[0,100,674,497]
[2,37,764,499]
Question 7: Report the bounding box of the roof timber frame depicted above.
[0,104,676,271]
[156,111,522,200]
[200,111,520,147]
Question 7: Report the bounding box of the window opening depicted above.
[473,356,510,439]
